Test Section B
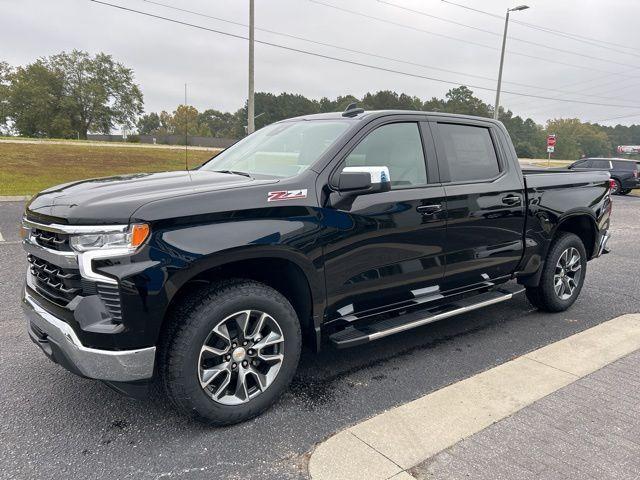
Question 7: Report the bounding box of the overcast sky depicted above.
[2,0,640,127]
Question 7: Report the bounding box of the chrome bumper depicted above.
[22,288,155,382]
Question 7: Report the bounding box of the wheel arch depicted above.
[518,211,597,288]
[161,248,323,351]
[553,212,598,259]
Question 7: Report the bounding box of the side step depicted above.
[329,284,525,348]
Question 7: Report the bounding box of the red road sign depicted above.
[547,135,556,147]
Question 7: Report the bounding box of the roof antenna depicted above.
[342,102,365,117]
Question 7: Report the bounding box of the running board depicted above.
[329,285,525,348]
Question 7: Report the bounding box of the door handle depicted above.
[501,195,522,206]
[417,204,443,215]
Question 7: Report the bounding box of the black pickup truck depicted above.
[21,108,612,425]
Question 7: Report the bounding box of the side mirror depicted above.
[337,166,391,195]
[329,166,391,209]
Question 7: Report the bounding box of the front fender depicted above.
[92,210,326,349]
[155,218,324,299]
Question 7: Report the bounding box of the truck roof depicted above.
[584,157,639,162]
[280,109,504,125]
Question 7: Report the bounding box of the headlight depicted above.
[70,224,150,253]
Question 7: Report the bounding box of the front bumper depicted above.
[23,288,156,382]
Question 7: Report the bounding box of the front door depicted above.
[320,120,447,321]
[432,121,526,291]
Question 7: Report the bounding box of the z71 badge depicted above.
[267,189,308,202]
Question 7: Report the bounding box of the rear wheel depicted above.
[526,232,587,312]
[619,188,631,195]
[159,279,302,425]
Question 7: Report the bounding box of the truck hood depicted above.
[26,170,265,224]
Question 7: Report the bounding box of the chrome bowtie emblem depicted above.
[232,347,247,362]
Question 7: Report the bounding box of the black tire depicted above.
[525,232,587,312]
[619,188,631,195]
[159,279,302,425]
[611,178,621,195]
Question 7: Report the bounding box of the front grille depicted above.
[31,229,72,251]
[27,254,82,305]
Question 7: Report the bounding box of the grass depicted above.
[0,142,218,195]
[520,158,573,167]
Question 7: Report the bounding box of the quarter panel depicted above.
[519,170,611,275]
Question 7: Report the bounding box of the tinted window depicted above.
[343,123,427,189]
[571,160,587,168]
[591,160,611,169]
[613,161,639,170]
[438,124,500,182]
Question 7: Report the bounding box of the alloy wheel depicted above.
[553,247,582,300]
[197,310,284,405]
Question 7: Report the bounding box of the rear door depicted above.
[320,117,447,321]
[432,120,526,291]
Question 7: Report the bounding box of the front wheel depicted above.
[526,232,587,312]
[159,279,302,425]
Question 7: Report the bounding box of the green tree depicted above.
[422,96,446,112]
[48,50,143,139]
[361,90,421,110]
[319,94,359,112]
[171,105,209,138]
[5,61,70,137]
[442,86,491,117]
[198,109,236,138]
[500,111,546,158]
[137,112,161,135]
[546,118,611,159]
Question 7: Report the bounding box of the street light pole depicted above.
[494,5,529,120]
[247,0,255,134]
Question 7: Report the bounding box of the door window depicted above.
[438,123,500,182]
[342,123,427,189]
[591,160,611,169]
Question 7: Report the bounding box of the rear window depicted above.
[438,123,500,182]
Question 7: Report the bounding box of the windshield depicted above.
[201,120,351,178]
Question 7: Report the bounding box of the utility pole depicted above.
[247,0,255,134]
[494,5,529,120]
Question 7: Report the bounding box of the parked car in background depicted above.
[568,157,640,195]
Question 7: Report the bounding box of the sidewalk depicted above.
[412,350,640,479]
[308,314,640,480]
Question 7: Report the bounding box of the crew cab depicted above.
[21,108,612,425]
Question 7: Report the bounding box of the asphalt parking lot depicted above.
[1,196,639,480]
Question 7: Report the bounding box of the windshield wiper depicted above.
[212,170,253,178]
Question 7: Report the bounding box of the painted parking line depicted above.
[0,231,4,242]
[308,314,640,480]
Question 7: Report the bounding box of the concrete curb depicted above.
[0,196,30,202]
[308,314,640,480]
